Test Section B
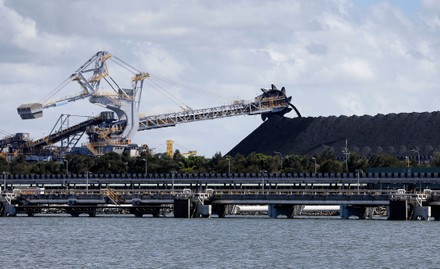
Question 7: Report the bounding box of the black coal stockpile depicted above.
[228,112,440,157]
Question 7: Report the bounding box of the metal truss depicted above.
[138,99,284,130]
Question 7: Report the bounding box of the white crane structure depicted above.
[17,51,148,146]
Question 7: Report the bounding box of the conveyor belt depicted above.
[21,116,106,152]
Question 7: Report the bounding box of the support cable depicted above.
[150,75,235,102]
[110,57,141,74]
[145,79,191,111]
[39,76,72,104]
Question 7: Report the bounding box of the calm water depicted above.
[0,216,439,269]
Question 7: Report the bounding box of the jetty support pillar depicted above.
[388,200,408,220]
[430,206,440,220]
[268,204,303,218]
[340,205,369,219]
[412,205,431,220]
[0,198,17,217]
[194,204,212,218]
[211,204,229,218]
[174,198,191,218]
[65,206,97,217]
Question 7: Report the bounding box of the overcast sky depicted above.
[1,0,439,157]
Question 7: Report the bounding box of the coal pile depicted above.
[228,112,440,157]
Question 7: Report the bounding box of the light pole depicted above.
[356,169,363,190]
[64,159,69,175]
[171,170,176,191]
[85,171,90,193]
[412,150,420,166]
[142,158,148,176]
[405,156,410,168]
[225,156,231,175]
[274,151,283,168]
[2,172,6,193]
[312,157,317,174]
[342,139,350,171]
[259,170,267,191]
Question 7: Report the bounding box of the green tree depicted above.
[186,156,207,173]
[0,156,9,173]
[318,149,337,162]
[282,155,307,173]
[91,152,128,174]
[152,154,179,173]
[368,155,402,168]
[173,150,184,165]
[130,156,148,174]
[9,155,32,174]
[347,153,368,173]
[246,152,278,173]
[431,152,440,167]
[319,159,344,173]
[68,154,95,174]
[233,154,246,173]
[29,161,63,175]
[207,152,224,173]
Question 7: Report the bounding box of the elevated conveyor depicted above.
[20,115,107,153]
[137,95,292,130]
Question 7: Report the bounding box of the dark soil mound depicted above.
[228,112,440,157]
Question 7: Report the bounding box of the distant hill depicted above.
[228,112,440,157]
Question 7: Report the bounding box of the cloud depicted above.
[422,0,440,11]
[0,0,439,157]
[306,43,328,56]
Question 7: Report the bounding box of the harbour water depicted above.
[1,216,439,268]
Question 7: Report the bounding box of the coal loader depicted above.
[5,51,300,158]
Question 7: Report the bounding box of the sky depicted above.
[0,0,439,157]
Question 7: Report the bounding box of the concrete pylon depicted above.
[268,204,303,218]
[388,200,408,220]
[0,200,17,217]
[340,205,367,219]
[174,199,191,218]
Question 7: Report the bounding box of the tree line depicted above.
[1,150,440,175]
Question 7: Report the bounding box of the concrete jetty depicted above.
[2,172,440,219]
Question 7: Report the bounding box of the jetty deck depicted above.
[1,173,440,220]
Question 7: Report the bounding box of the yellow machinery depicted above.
[166,140,197,157]
[166,140,174,157]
